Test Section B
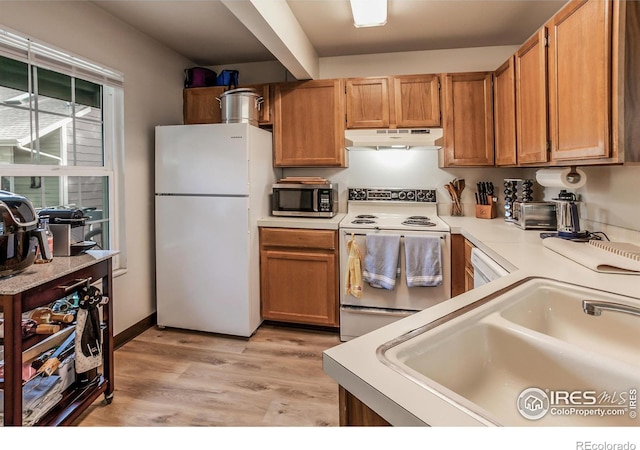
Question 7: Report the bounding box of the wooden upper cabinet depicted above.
[241,83,272,125]
[547,0,612,161]
[515,28,549,165]
[183,86,226,125]
[183,84,272,126]
[493,56,517,166]
[345,74,441,129]
[441,72,494,167]
[346,77,390,128]
[274,79,346,167]
[393,74,441,127]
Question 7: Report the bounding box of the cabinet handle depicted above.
[58,277,92,293]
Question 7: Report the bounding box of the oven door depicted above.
[339,228,451,311]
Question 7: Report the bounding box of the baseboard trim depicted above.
[262,320,339,334]
[114,313,156,349]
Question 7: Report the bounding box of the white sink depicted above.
[500,281,640,368]
[379,278,640,426]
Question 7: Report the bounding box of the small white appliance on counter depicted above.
[154,123,277,337]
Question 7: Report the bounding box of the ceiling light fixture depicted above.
[350,0,387,28]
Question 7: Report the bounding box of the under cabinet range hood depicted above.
[345,128,443,150]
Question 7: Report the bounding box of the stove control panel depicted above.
[348,188,436,203]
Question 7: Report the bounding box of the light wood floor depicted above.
[74,323,342,426]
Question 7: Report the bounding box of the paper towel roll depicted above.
[535,168,587,189]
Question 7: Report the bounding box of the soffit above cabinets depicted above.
[91,0,568,79]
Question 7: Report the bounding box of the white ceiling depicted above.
[92,0,567,76]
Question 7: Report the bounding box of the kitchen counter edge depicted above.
[322,216,640,426]
[257,213,346,230]
[0,250,119,296]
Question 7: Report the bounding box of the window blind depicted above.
[0,26,124,88]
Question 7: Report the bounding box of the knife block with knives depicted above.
[475,181,497,219]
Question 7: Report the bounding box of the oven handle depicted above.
[343,231,446,239]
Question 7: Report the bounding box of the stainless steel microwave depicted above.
[271,183,338,218]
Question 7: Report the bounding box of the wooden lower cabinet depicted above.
[451,234,475,295]
[450,234,466,297]
[259,227,339,327]
[339,386,391,426]
[464,238,475,292]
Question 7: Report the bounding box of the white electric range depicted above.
[339,187,451,341]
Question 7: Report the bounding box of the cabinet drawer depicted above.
[260,228,337,250]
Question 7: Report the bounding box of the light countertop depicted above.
[322,215,640,426]
[257,213,346,230]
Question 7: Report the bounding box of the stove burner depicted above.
[402,218,436,227]
[356,214,378,219]
[406,215,430,221]
[352,219,376,224]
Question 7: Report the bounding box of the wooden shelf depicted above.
[0,254,115,426]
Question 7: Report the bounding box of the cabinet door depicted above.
[260,248,338,326]
[274,79,346,167]
[346,77,390,128]
[494,57,518,166]
[515,28,549,164]
[393,74,441,127]
[450,234,466,297]
[183,87,226,124]
[548,0,612,161]
[463,238,475,293]
[441,72,494,166]
[241,83,272,125]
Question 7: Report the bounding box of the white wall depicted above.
[283,149,538,217]
[319,45,519,78]
[540,165,640,242]
[1,1,193,335]
[209,45,520,84]
[209,61,296,84]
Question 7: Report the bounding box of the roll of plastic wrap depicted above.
[535,168,587,189]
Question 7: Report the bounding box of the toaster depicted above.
[512,202,557,230]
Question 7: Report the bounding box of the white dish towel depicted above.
[404,235,443,287]
[363,234,401,290]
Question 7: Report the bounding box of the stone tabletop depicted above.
[0,250,118,296]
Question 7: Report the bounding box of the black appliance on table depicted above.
[37,208,96,256]
[0,190,52,278]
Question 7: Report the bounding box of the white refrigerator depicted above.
[154,123,278,337]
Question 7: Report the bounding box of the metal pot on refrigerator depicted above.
[0,190,52,278]
[217,88,263,127]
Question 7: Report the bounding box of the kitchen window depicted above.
[0,27,126,270]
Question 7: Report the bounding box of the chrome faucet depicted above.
[582,300,640,318]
